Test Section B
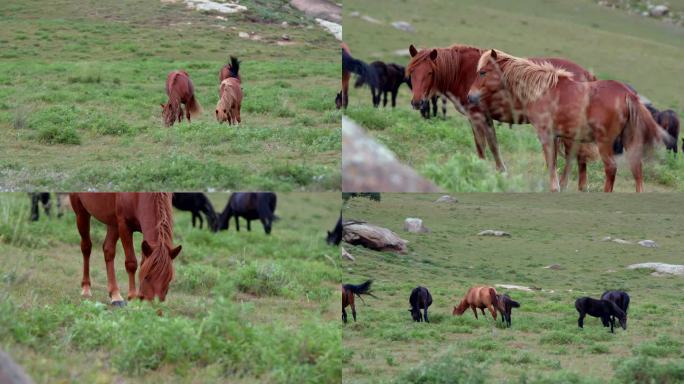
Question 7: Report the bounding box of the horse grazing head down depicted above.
[161,102,178,127]
[138,240,182,301]
[407,44,439,111]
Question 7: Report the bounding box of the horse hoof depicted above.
[111,300,127,308]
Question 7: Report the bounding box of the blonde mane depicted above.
[477,49,573,102]
[407,44,483,94]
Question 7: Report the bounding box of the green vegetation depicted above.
[0,193,342,383]
[0,0,340,190]
[343,0,684,192]
[342,194,684,383]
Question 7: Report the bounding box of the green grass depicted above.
[342,0,684,192]
[342,193,684,383]
[0,192,342,383]
[0,0,340,191]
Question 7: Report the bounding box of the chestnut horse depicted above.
[469,49,669,192]
[219,56,242,85]
[407,44,596,179]
[342,280,375,323]
[70,193,182,305]
[161,70,201,127]
[453,286,498,320]
[216,57,243,125]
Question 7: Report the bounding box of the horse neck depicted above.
[454,299,469,314]
[139,193,174,248]
[436,47,481,103]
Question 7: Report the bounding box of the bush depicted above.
[396,353,488,384]
[614,356,684,384]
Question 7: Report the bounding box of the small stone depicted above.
[435,195,457,203]
[638,240,658,248]
[281,34,290,41]
[281,21,288,27]
[341,247,355,261]
[238,31,250,39]
[649,5,669,17]
[404,218,429,233]
[391,21,415,32]
[478,230,511,237]
[544,264,562,270]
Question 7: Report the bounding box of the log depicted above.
[342,220,408,253]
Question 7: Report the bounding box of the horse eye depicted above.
[479,71,486,77]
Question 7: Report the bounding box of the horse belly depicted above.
[77,193,119,225]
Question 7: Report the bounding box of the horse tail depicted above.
[229,56,241,78]
[489,287,498,309]
[510,299,520,308]
[626,94,671,152]
[187,94,202,118]
[342,49,378,88]
[346,280,374,297]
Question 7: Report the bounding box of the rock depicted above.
[349,11,360,17]
[184,0,247,14]
[394,48,410,57]
[342,117,441,192]
[391,21,415,32]
[495,284,533,292]
[238,31,250,39]
[361,15,382,24]
[404,218,429,233]
[0,349,34,384]
[341,247,355,261]
[627,263,684,276]
[543,264,562,270]
[434,195,457,203]
[478,230,511,237]
[281,21,288,27]
[649,5,669,17]
[601,236,632,244]
[315,18,341,40]
[638,240,658,248]
[281,34,290,41]
[342,220,409,253]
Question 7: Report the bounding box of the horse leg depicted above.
[235,216,240,231]
[351,300,357,322]
[480,307,486,317]
[186,103,191,123]
[471,305,478,319]
[74,206,93,297]
[424,307,429,323]
[597,142,617,192]
[483,119,507,173]
[578,312,585,328]
[342,307,347,323]
[578,157,588,192]
[488,304,497,320]
[468,118,487,161]
[247,219,251,232]
[197,212,204,229]
[30,194,40,221]
[117,224,138,301]
[536,125,560,192]
[627,147,644,193]
[191,212,197,227]
[103,225,124,305]
[382,91,388,107]
[558,139,574,191]
[391,90,397,108]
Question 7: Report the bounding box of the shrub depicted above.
[396,353,488,384]
[614,356,684,384]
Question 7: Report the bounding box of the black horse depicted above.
[601,290,630,330]
[495,293,520,328]
[409,286,433,322]
[326,211,343,246]
[575,297,627,333]
[29,193,52,221]
[172,193,218,232]
[615,104,679,155]
[355,61,409,108]
[420,95,447,119]
[218,192,277,234]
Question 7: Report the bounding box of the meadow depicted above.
[0,192,342,383]
[342,0,684,192]
[0,0,340,191]
[342,193,684,383]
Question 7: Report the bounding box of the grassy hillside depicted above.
[342,193,684,383]
[0,192,342,383]
[0,0,340,191]
[342,0,684,192]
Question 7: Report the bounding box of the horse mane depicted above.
[139,193,175,288]
[477,49,573,103]
[407,44,483,94]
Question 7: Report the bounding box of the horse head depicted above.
[161,102,177,127]
[409,308,421,322]
[468,49,504,106]
[407,44,438,111]
[138,240,182,301]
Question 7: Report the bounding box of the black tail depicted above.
[344,280,375,298]
[342,49,378,88]
[228,56,240,78]
[510,300,520,308]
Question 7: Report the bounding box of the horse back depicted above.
[534,57,595,82]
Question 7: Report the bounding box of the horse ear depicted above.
[490,49,498,60]
[409,44,418,57]
[429,49,438,61]
[170,245,182,259]
[142,240,153,257]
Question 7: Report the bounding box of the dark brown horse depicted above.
[407,44,596,179]
[453,285,498,320]
[161,70,201,127]
[70,193,182,305]
[342,280,375,323]
[469,50,669,192]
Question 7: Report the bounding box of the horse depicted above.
[601,290,630,330]
[421,95,447,119]
[453,286,498,320]
[342,280,376,323]
[219,55,242,84]
[29,192,69,221]
[355,61,408,108]
[215,56,243,125]
[407,44,597,178]
[217,192,277,234]
[495,293,520,328]
[409,286,433,322]
[648,105,679,154]
[575,296,626,333]
[161,70,201,127]
[70,193,182,305]
[171,193,218,232]
[339,43,377,109]
[469,49,669,192]
[326,211,343,246]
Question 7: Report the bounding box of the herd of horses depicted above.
[340,42,680,192]
[161,56,243,127]
[342,280,630,334]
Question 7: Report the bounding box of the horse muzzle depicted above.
[411,99,427,111]
[467,92,481,105]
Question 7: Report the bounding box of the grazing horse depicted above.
[219,56,242,84]
[648,105,679,154]
[218,192,277,234]
[495,293,520,328]
[70,193,182,305]
[29,193,52,221]
[453,286,498,320]
[409,286,433,322]
[342,280,376,323]
[575,296,627,333]
[326,211,343,246]
[601,290,630,330]
[469,49,669,192]
[407,44,597,177]
[355,61,409,108]
[339,43,377,109]
[171,193,218,232]
[215,56,243,125]
[161,70,201,127]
